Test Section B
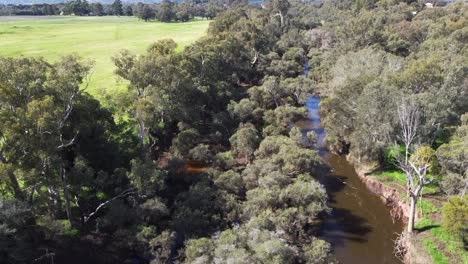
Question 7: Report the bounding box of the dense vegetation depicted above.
[0,0,466,263]
[0,0,224,21]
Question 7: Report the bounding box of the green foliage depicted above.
[214,170,244,195]
[436,114,468,196]
[129,158,166,197]
[112,0,123,16]
[185,237,214,263]
[189,144,214,164]
[303,238,333,264]
[442,196,468,240]
[410,145,439,175]
[229,124,261,161]
[139,198,169,225]
[2,0,466,262]
[172,129,201,157]
[383,145,404,170]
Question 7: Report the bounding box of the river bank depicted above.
[348,158,429,264]
[346,157,467,264]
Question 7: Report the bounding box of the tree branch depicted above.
[83,188,136,223]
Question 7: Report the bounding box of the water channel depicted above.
[302,96,404,264]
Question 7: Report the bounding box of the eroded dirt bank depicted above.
[347,157,434,264]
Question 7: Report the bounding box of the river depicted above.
[302,96,404,264]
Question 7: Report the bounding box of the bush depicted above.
[442,196,468,240]
[229,124,260,161]
[383,145,404,170]
[189,144,213,163]
[303,238,333,264]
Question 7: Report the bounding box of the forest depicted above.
[0,0,467,263]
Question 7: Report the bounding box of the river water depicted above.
[302,96,404,264]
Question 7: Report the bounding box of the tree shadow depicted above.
[318,206,373,247]
[415,224,440,232]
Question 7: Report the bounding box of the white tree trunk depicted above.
[61,166,72,225]
[408,195,416,233]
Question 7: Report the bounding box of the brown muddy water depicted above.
[302,96,404,264]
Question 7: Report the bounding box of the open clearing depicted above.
[0,16,210,99]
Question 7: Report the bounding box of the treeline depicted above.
[0,0,225,21]
[0,0,129,16]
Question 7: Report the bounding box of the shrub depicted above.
[442,196,468,240]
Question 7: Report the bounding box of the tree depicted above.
[437,113,468,196]
[0,55,134,229]
[442,196,467,241]
[113,39,193,156]
[138,4,156,21]
[397,100,421,168]
[125,5,133,16]
[176,2,192,22]
[64,0,90,16]
[229,124,261,162]
[0,199,37,263]
[265,0,291,28]
[91,3,104,16]
[206,0,222,19]
[112,0,124,16]
[157,0,175,22]
[396,102,436,233]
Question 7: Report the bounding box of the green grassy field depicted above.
[0,16,210,100]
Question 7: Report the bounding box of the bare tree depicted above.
[396,100,433,233]
[397,100,420,164]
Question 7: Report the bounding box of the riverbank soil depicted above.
[352,161,468,264]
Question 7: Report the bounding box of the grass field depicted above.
[0,16,210,100]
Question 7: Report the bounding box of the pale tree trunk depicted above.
[61,165,72,225]
[272,12,284,28]
[278,12,284,27]
[408,195,416,233]
[47,186,62,216]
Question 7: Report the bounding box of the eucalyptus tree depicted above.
[0,56,91,221]
[0,56,133,227]
[112,0,124,16]
[437,114,468,196]
[113,40,200,156]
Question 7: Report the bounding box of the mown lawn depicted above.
[0,16,210,100]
